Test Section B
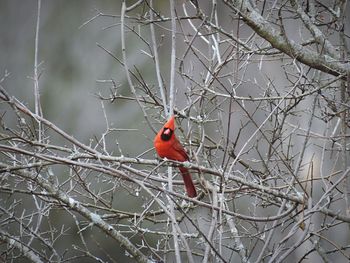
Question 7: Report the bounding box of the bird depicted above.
[154,115,197,197]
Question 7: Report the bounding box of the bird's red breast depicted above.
[154,115,188,162]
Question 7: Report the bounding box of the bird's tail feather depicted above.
[179,167,197,197]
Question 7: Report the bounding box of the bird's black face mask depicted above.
[161,128,173,141]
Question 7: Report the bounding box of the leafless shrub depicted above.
[0,1,349,262]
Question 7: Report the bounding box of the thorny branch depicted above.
[1,0,349,262]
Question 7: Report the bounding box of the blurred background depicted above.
[0,0,153,148]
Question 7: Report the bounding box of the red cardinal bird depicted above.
[154,115,197,197]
